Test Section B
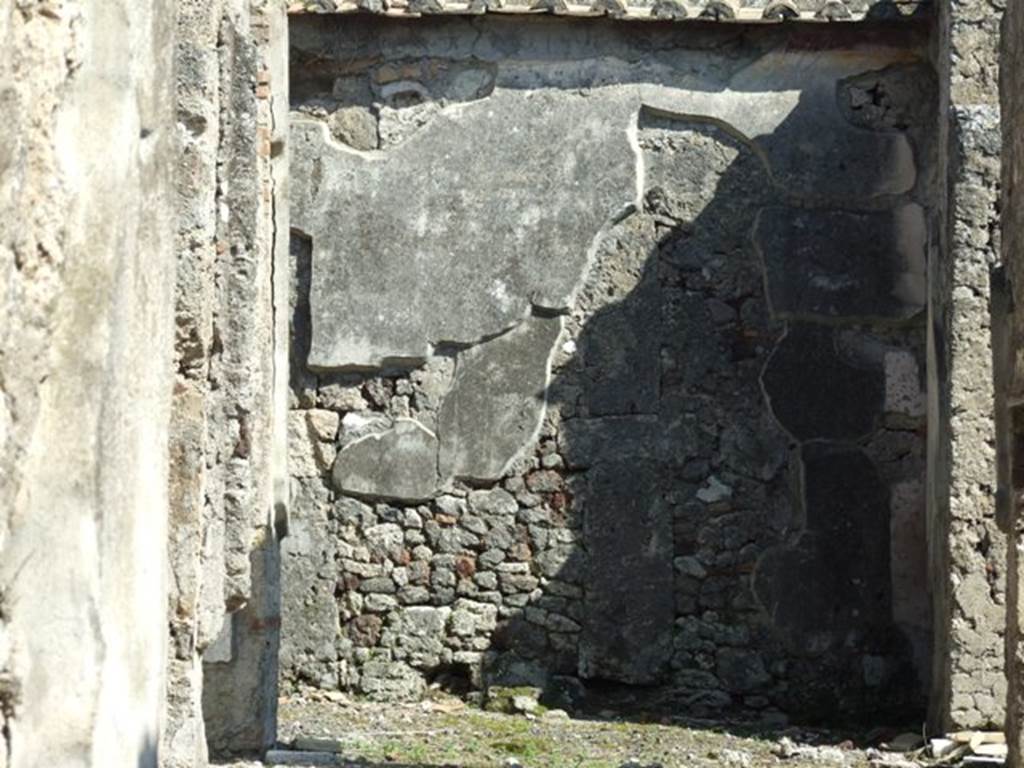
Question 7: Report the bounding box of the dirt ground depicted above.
[214,689,927,768]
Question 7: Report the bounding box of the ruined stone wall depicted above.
[0,1,177,766]
[281,16,936,723]
[164,0,289,763]
[928,0,1007,732]
[1001,0,1024,763]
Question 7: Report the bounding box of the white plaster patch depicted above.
[340,411,391,442]
[488,279,513,313]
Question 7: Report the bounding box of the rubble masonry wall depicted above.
[281,15,942,724]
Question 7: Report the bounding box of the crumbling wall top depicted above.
[288,0,929,23]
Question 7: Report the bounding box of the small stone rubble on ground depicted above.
[225,726,1010,768]
[213,689,1009,768]
[859,731,1007,768]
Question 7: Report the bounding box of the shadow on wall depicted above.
[139,735,157,768]
[204,535,282,758]
[478,100,930,725]
[281,15,935,729]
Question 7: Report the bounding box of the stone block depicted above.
[468,488,518,517]
[716,648,770,693]
[439,316,562,482]
[450,599,499,638]
[331,418,438,502]
[328,106,378,150]
[381,607,451,668]
[359,660,425,701]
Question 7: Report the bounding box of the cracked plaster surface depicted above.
[292,44,919,371]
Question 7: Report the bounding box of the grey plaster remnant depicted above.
[580,460,673,684]
[293,15,921,208]
[577,221,662,416]
[439,316,563,482]
[889,478,929,633]
[633,50,917,202]
[757,204,926,321]
[292,33,919,372]
[203,530,283,757]
[278,481,340,693]
[332,418,439,501]
[291,90,638,368]
[754,444,891,655]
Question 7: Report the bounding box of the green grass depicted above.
[276,695,875,768]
